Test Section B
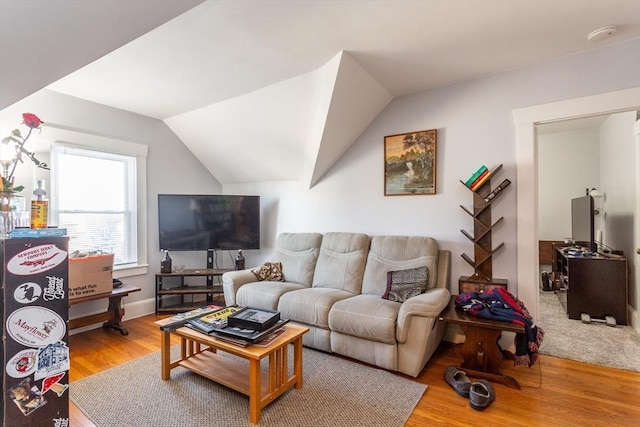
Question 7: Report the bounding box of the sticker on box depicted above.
[7,306,66,347]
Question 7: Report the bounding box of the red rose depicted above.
[22,113,43,129]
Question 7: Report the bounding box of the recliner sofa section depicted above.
[222,231,451,377]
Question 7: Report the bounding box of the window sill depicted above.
[114,263,148,278]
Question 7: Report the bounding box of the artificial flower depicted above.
[1,112,49,193]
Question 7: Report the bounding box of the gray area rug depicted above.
[538,291,640,372]
[71,345,426,427]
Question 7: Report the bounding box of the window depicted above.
[48,134,148,277]
[51,145,136,263]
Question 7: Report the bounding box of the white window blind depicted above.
[51,145,137,266]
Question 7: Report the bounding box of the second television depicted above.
[570,195,596,252]
[158,194,260,251]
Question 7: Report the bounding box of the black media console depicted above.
[553,246,628,325]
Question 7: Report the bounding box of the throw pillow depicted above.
[381,266,429,302]
[251,262,285,282]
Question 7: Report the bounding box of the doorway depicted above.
[513,87,640,331]
[534,112,638,369]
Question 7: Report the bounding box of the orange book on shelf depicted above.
[464,165,487,186]
[470,170,491,190]
[469,169,489,189]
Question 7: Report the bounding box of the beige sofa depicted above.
[222,232,451,377]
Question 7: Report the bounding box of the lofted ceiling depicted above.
[2,1,639,187]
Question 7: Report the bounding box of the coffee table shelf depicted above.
[156,319,308,424]
[178,351,271,396]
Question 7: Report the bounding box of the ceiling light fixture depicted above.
[587,26,617,42]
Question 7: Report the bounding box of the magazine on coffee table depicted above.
[159,304,223,331]
[210,333,251,347]
[253,328,287,347]
[187,306,245,334]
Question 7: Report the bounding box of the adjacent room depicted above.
[1,1,639,426]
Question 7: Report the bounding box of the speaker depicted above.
[541,271,552,292]
[206,249,214,286]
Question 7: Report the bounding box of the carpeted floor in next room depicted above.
[538,290,640,372]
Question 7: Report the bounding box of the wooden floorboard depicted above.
[68,314,640,426]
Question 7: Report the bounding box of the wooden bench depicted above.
[69,283,141,335]
[439,295,525,389]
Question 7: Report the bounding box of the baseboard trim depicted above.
[630,305,639,334]
[69,297,156,335]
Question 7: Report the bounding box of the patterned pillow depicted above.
[381,266,429,302]
[251,262,285,282]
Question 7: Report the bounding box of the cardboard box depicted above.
[68,254,114,300]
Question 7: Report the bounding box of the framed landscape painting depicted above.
[384,129,437,195]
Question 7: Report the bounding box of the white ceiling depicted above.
[0,0,205,111]
[2,0,639,186]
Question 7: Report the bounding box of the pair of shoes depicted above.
[469,379,496,411]
[444,366,471,397]
[444,367,496,411]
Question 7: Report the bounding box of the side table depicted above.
[439,295,524,389]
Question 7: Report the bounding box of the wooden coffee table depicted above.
[155,319,309,424]
[439,296,525,389]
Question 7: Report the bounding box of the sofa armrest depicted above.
[222,270,257,305]
[435,250,451,289]
[396,287,450,342]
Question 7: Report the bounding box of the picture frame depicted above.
[384,129,437,195]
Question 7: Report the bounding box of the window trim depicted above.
[43,124,148,278]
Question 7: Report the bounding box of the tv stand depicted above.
[155,268,232,313]
[553,248,628,325]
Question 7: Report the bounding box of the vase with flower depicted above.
[0,113,49,237]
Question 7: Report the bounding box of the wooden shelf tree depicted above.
[459,164,509,292]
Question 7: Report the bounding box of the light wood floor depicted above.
[69,314,640,427]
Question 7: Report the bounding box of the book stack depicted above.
[185,305,290,345]
[10,228,68,238]
[188,305,244,333]
[159,304,223,331]
[464,165,491,190]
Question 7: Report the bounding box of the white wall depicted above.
[537,128,600,241]
[2,39,639,324]
[0,90,225,313]
[599,111,638,310]
[229,40,640,308]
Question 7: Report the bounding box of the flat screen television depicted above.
[571,195,596,252]
[158,194,260,251]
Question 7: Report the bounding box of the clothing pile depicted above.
[455,287,544,367]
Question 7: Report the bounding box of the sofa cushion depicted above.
[382,266,429,302]
[251,262,284,281]
[362,236,439,296]
[328,294,401,345]
[272,232,323,286]
[236,281,307,311]
[278,287,354,328]
[311,232,370,294]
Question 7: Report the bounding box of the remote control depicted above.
[484,179,511,203]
